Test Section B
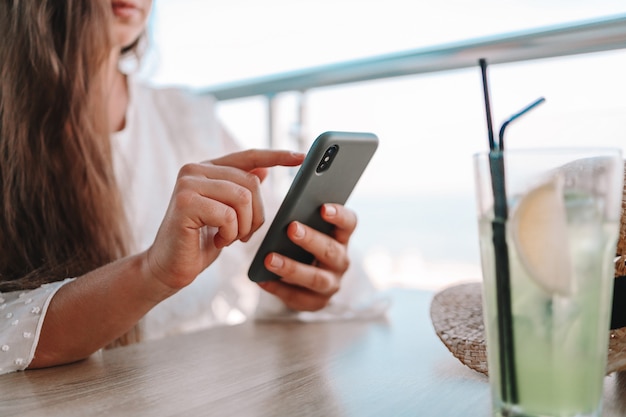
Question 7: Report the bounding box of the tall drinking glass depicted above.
[474,148,623,417]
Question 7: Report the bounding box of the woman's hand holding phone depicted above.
[258,203,358,311]
[248,131,379,311]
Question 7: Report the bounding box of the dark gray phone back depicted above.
[248,131,379,282]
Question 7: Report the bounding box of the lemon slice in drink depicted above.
[511,176,572,296]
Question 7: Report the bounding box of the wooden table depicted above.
[1,289,626,416]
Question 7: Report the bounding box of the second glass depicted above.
[474,148,623,417]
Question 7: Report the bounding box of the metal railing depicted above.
[199,14,626,147]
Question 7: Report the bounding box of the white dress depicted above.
[0,77,388,375]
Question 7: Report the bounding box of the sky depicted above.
[149,0,626,86]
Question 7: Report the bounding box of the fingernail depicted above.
[269,254,284,268]
[324,204,337,217]
[293,222,305,239]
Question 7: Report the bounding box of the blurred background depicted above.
[140,0,626,290]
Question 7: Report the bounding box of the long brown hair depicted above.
[0,1,129,292]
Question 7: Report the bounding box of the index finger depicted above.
[210,149,305,172]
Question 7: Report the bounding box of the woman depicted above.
[0,0,384,375]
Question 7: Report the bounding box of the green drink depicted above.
[474,149,623,417]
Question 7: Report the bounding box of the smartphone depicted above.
[247,131,379,282]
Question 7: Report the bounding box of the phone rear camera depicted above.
[316,145,339,173]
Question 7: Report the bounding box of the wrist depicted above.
[137,251,179,303]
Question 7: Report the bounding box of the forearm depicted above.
[29,252,176,369]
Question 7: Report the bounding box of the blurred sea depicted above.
[347,193,483,290]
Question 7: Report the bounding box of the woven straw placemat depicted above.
[430,282,626,375]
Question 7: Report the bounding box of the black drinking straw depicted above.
[478,58,518,404]
[498,97,546,150]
